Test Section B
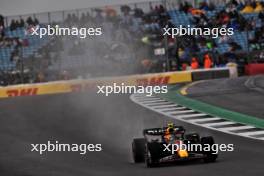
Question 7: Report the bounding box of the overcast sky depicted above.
[0,0,161,16]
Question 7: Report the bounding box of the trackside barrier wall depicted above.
[0,66,237,98]
[245,64,264,75]
[191,68,230,81]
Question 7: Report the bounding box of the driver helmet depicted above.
[167,122,174,133]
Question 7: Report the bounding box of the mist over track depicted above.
[0,90,263,176]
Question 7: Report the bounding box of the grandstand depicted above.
[0,0,264,85]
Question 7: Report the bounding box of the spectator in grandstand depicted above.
[10,48,20,62]
[192,11,208,26]
[242,3,254,13]
[0,38,6,48]
[259,9,264,22]
[0,37,20,48]
[204,53,213,69]
[143,18,160,32]
[65,14,72,25]
[219,35,232,44]
[191,57,199,69]
[80,13,87,25]
[26,16,34,26]
[181,63,188,71]
[199,1,215,11]
[189,8,205,17]
[152,5,165,14]
[179,1,192,13]
[134,7,144,18]
[120,7,133,27]
[94,9,104,25]
[228,19,240,30]
[10,19,17,31]
[85,12,93,23]
[59,70,70,80]
[0,25,4,37]
[178,48,190,64]
[121,5,131,15]
[22,38,29,47]
[19,18,25,27]
[215,54,228,66]
[217,11,230,25]
[206,40,217,51]
[259,52,264,62]
[141,59,153,72]
[237,14,248,31]
[10,38,24,62]
[240,1,264,13]
[0,14,4,28]
[254,1,263,12]
[226,3,239,18]
[33,17,39,26]
[229,41,242,51]
[35,72,46,83]
[250,26,264,50]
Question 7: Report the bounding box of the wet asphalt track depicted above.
[187,75,264,119]
[0,89,263,176]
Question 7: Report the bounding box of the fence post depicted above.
[5,16,8,27]
[62,11,65,22]
[163,0,170,71]
[48,12,51,24]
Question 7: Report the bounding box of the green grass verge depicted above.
[159,86,264,129]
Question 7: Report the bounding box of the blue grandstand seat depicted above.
[168,7,260,55]
[0,25,50,70]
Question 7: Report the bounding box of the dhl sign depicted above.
[0,71,192,98]
[136,76,170,86]
[6,88,39,97]
[135,71,191,86]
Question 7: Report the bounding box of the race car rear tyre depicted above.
[132,138,145,163]
[145,143,159,168]
[146,157,158,168]
[201,136,218,163]
[145,150,158,167]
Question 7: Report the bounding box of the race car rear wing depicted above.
[143,128,165,136]
[143,126,185,136]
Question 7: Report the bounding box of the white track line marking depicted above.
[218,126,256,131]
[167,110,195,115]
[130,94,264,141]
[257,137,264,140]
[136,97,162,100]
[143,100,168,104]
[135,98,162,101]
[177,113,208,118]
[160,107,187,111]
[204,122,236,127]
[145,102,174,106]
[189,117,221,123]
[238,131,264,136]
[154,104,179,108]
[138,100,165,103]
[136,96,161,99]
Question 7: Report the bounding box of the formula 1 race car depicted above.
[132,124,218,167]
